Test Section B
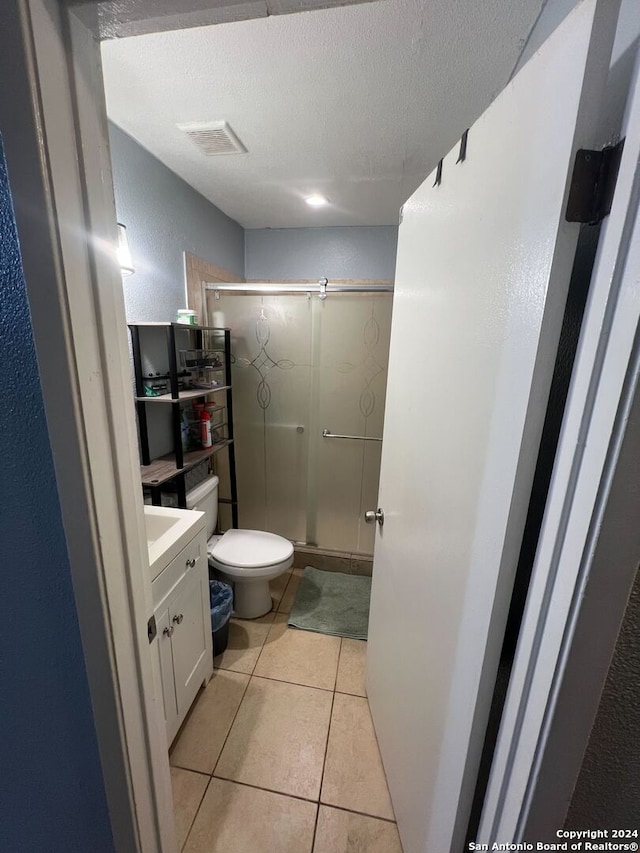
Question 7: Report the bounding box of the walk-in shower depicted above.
[206,281,393,558]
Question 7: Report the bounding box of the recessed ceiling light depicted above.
[305,194,328,207]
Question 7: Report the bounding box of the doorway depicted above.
[5,1,640,851]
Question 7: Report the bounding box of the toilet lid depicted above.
[209,529,293,568]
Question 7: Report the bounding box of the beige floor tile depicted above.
[213,613,275,675]
[170,670,249,774]
[270,567,293,608]
[215,676,332,799]
[254,614,341,691]
[335,639,367,697]
[183,778,316,853]
[313,806,402,853]
[321,693,394,820]
[278,568,304,614]
[170,767,209,851]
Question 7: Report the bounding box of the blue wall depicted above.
[109,122,245,322]
[245,225,398,281]
[0,139,114,852]
[109,124,399,301]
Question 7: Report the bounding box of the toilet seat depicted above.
[208,529,293,577]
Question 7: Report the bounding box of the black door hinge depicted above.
[147,615,157,643]
[566,139,625,225]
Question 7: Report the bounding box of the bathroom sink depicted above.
[144,510,181,547]
[144,505,205,581]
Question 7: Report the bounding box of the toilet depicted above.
[186,474,294,619]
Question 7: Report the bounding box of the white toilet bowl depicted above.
[186,475,293,619]
[208,529,293,618]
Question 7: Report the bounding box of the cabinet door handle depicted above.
[186,558,196,569]
[172,613,184,625]
[163,625,174,638]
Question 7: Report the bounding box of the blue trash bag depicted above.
[209,580,233,631]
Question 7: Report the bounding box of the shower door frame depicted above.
[200,279,394,552]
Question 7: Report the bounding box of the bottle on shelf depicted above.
[200,407,212,448]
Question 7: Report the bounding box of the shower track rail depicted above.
[205,279,394,297]
[322,429,382,442]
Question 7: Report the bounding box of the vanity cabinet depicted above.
[152,525,213,745]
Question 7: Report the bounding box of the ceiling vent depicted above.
[177,121,247,156]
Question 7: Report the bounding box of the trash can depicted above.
[209,580,233,657]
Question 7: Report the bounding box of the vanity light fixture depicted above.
[117,223,134,276]
[305,194,328,207]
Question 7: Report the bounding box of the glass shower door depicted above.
[211,293,312,541]
[209,287,392,556]
[312,293,392,554]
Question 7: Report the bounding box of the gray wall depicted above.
[514,0,640,81]
[244,226,398,281]
[511,0,577,76]
[564,567,640,826]
[513,0,640,150]
[109,122,244,322]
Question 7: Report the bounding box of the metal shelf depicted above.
[127,322,230,331]
[129,322,238,524]
[140,441,234,487]
[135,386,231,403]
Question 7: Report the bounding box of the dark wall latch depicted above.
[147,615,157,643]
[565,139,625,225]
[433,158,443,187]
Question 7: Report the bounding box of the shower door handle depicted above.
[365,508,384,527]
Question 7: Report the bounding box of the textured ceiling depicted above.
[73,0,379,39]
[101,0,544,228]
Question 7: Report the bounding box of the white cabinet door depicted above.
[170,569,210,716]
[155,607,178,739]
[365,2,620,853]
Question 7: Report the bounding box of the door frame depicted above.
[1,1,177,849]
[479,44,640,841]
[3,0,638,848]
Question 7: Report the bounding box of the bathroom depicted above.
[5,0,640,852]
[97,0,640,846]
[104,8,401,847]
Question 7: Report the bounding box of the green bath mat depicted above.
[288,566,371,640]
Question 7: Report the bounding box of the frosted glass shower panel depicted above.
[210,293,312,542]
[208,288,391,555]
[315,295,392,553]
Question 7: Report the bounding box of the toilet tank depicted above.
[186,474,219,538]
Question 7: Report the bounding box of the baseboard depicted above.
[293,545,373,577]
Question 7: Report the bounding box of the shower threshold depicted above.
[292,543,373,577]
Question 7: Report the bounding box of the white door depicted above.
[366,2,620,852]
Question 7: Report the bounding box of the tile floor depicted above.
[168,566,403,852]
